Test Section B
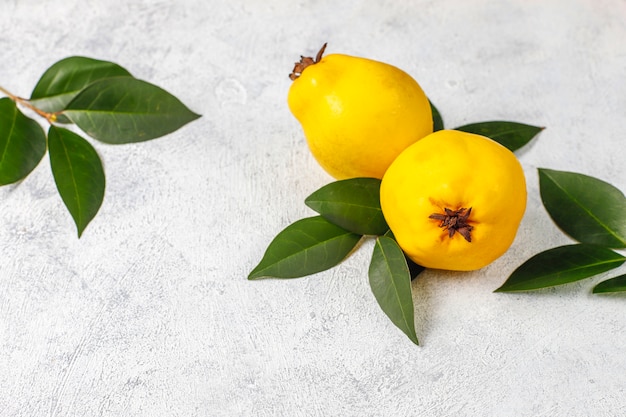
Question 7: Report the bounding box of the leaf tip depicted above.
[493,283,513,293]
[247,269,262,280]
[592,275,626,294]
[75,220,89,238]
[248,266,272,280]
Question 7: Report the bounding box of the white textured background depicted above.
[1,0,625,416]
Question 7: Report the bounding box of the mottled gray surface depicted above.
[1,0,625,416]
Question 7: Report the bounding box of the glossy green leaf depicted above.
[495,244,625,292]
[539,168,626,248]
[48,126,105,237]
[369,236,418,345]
[30,56,132,114]
[384,230,426,280]
[248,216,361,279]
[63,77,200,144]
[0,98,47,185]
[305,178,388,235]
[593,274,626,294]
[429,100,443,132]
[454,121,543,152]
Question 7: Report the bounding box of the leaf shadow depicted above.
[409,268,473,346]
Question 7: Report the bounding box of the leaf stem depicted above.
[0,85,17,99]
[0,84,59,123]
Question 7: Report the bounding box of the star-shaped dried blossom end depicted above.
[429,207,474,242]
[288,43,328,80]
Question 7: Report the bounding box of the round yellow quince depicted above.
[380,129,527,271]
[287,44,433,180]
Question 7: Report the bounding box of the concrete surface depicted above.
[1,0,625,416]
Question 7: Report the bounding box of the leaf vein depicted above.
[377,240,413,334]
[547,173,625,245]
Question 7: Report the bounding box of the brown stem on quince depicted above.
[429,207,474,242]
[289,43,328,80]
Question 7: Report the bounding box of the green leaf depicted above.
[539,168,626,248]
[368,236,419,345]
[593,274,626,294]
[30,56,132,114]
[454,121,543,152]
[384,230,426,280]
[0,98,47,185]
[62,77,200,144]
[305,178,388,235]
[495,244,625,292]
[48,126,105,237]
[248,216,361,279]
[429,100,443,132]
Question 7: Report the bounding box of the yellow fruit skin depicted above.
[380,130,527,271]
[288,53,433,180]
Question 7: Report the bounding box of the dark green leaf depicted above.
[30,56,132,114]
[593,274,626,294]
[495,244,625,292]
[248,216,361,280]
[63,77,200,144]
[48,126,105,237]
[384,230,426,280]
[305,178,388,235]
[0,98,47,185]
[454,121,543,152]
[429,100,443,132]
[369,236,418,345]
[539,168,626,248]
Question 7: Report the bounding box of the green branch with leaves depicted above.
[249,102,626,346]
[0,57,199,236]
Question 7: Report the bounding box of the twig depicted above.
[0,84,58,122]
